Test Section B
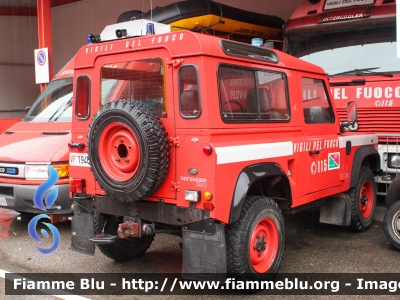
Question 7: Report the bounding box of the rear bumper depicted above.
[0,183,72,214]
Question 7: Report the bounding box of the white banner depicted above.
[34,48,49,84]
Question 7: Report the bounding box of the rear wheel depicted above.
[226,196,284,281]
[94,213,154,262]
[347,166,376,232]
[384,201,400,250]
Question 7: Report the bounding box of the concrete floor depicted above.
[0,198,399,299]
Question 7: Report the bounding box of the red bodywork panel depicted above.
[0,122,70,163]
[0,118,20,134]
[331,76,400,138]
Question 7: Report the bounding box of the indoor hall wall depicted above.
[0,16,40,118]
[51,0,302,73]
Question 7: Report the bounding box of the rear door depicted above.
[72,50,176,199]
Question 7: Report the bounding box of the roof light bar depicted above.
[99,19,171,42]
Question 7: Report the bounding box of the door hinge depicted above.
[170,181,180,192]
[166,58,184,68]
[169,136,180,147]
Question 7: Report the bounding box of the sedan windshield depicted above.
[23,77,73,122]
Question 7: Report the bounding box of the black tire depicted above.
[88,100,170,202]
[226,196,284,281]
[384,201,400,250]
[385,176,400,209]
[346,166,376,232]
[94,213,154,262]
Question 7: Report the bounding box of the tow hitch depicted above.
[117,220,155,239]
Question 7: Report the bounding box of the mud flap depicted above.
[319,194,351,226]
[70,201,95,255]
[182,220,226,281]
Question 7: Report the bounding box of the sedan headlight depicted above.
[25,164,49,180]
[25,163,69,180]
[388,154,400,168]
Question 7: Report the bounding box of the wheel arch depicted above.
[228,163,292,224]
[350,145,380,189]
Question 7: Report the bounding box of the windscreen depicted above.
[100,58,166,118]
[285,24,397,75]
[23,77,73,122]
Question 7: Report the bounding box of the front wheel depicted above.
[94,213,154,262]
[346,166,376,232]
[226,196,284,281]
[384,201,400,250]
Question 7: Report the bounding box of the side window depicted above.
[218,65,289,122]
[256,70,289,120]
[179,65,201,119]
[302,77,335,124]
[75,75,90,120]
[100,59,166,118]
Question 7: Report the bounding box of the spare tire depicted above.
[88,100,169,202]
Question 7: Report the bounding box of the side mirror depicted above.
[24,106,31,117]
[340,101,357,133]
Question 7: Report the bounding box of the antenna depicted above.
[150,0,153,21]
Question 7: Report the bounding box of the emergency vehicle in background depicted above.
[0,59,74,218]
[68,18,380,281]
[283,0,398,196]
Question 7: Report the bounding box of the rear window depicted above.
[100,59,166,118]
[179,65,201,119]
[75,75,90,120]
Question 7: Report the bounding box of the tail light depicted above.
[69,178,86,193]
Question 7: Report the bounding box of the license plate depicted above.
[69,153,91,167]
[0,198,7,206]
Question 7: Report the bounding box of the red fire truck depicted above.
[283,0,398,196]
[68,19,380,281]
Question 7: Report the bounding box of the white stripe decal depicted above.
[215,142,293,165]
[338,134,378,148]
